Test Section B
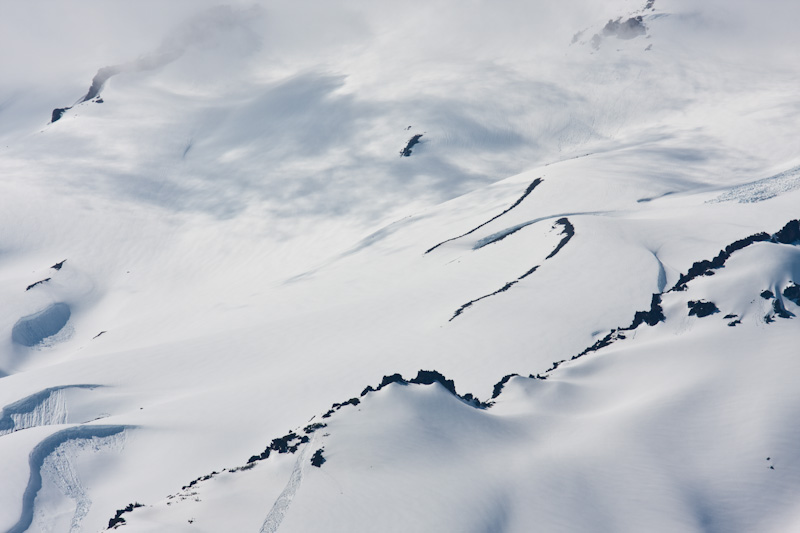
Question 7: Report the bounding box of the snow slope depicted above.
[0,0,799,531]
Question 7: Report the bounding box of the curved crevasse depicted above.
[11,303,72,347]
[7,425,128,533]
[0,385,100,436]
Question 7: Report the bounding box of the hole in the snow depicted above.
[11,303,71,347]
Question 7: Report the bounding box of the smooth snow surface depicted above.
[1,0,799,531]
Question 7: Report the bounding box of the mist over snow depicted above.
[1,1,799,532]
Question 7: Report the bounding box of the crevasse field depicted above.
[1,0,799,531]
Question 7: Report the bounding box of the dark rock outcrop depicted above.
[772,220,800,244]
[545,218,575,260]
[399,134,423,157]
[672,220,800,292]
[51,108,70,124]
[310,449,326,467]
[672,233,771,291]
[491,374,519,399]
[629,294,666,328]
[687,300,719,317]
[107,502,144,529]
[25,278,50,291]
[772,299,794,319]
[784,283,800,305]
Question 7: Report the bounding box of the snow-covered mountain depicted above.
[1,1,799,531]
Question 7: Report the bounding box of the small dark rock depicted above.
[310,448,326,467]
[761,290,775,299]
[51,259,67,270]
[25,278,51,291]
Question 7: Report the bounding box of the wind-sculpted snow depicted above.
[710,165,800,204]
[11,303,71,347]
[451,218,574,321]
[3,0,800,529]
[0,385,99,436]
[575,0,654,50]
[425,178,543,254]
[8,425,127,533]
[558,219,800,368]
[252,371,489,532]
[49,5,260,123]
[109,371,488,529]
[559,293,666,369]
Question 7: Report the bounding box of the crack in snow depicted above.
[8,425,128,533]
[451,218,574,321]
[425,178,543,254]
[0,386,100,436]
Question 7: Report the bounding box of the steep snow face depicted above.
[11,304,72,348]
[0,386,101,436]
[0,0,799,531]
